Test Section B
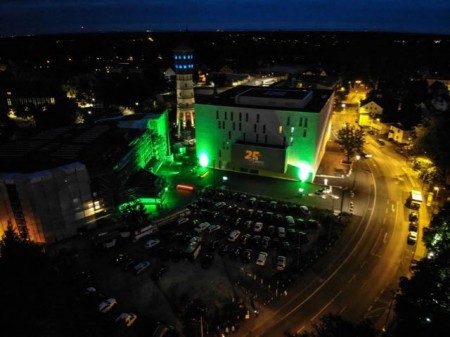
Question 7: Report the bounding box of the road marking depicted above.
[348,274,356,283]
[311,290,343,322]
[383,232,388,244]
[360,280,368,289]
[339,306,347,314]
[296,326,305,334]
[367,305,372,312]
[360,260,367,269]
[385,208,388,214]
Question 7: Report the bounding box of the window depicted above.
[239,112,242,121]
[228,131,231,140]
[245,113,249,122]
[304,118,308,128]
[290,137,294,145]
[218,120,221,129]
[243,133,246,141]
[278,125,283,134]
[216,110,219,119]
[257,114,260,123]
[291,127,295,133]
[254,124,257,132]
[299,117,303,127]
[287,116,290,126]
[224,111,227,120]
[303,129,307,137]
[256,134,259,143]
[222,121,226,129]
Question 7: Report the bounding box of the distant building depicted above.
[358,99,384,129]
[195,86,334,182]
[388,123,413,144]
[0,112,170,243]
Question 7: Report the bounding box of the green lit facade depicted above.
[196,87,333,182]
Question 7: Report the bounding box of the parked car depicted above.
[377,139,385,145]
[277,226,286,238]
[228,230,241,242]
[409,212,419,222]
[219,244,230,256]
[242,249,253,262]
[134,261,151,275]
[256,252,268,266]
[253,222,264,232]
[261,236,270,249]
[299,205,311,216]
[208,224,221,233]
[115,313,137,327]
[194,222,211,233]
[241,233,251,246]
[408,231,418,244]
[99,298,117,313]
[144,239,160,250]
[276,256,287,271]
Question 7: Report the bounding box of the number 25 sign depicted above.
[244,150,261,161]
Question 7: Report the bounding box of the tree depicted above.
[393,210,450,337]
[336,124,365,163]
[118,198,150,229]
[298,313,378,337]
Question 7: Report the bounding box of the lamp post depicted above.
[352,155,361,191]
[433,186,440,213]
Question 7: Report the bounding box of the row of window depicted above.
[217,120,307,137]
[174,54,193,60]
[216,110,308,127]
[217,128,307,145]
[175,64,194,70]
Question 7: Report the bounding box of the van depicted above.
[285,216,295,227]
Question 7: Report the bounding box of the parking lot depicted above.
[58,187,345,336]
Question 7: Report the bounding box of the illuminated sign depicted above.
[232,143,286,173]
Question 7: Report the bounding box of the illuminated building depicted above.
[0,112,170,243]
[195,86,333,182]
[173,45,195,137]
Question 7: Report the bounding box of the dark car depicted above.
[201,254,214,269]
[208,240,220,252]
[113,252,129,265]
[218,244,229,256]
[242,249,253,262]
[377,139,385,145]
[151,265,168,281]
[122,258,137,271]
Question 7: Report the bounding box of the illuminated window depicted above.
[291,127,294,133]
[278,125,283,134]
[7,98,12,106]
[94,201,101,210]
[290,137,294,145]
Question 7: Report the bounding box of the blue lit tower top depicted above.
[173,45,194,74]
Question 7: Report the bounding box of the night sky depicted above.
[1,0,449,36]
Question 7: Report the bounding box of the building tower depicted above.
[173,45,195,138]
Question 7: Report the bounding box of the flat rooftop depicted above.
[196,85,333,113]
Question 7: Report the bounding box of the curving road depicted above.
[238,137,419,336]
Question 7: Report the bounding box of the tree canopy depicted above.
[336,124,365,163]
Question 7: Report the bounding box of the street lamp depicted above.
[352,155,361,190]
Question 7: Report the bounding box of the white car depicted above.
[276,256,286,271]
[115,313,137,327]
[256,251,268,266]
[408,231,418,243]
[228,230,241,242]
[144,238,160,249]
[134,260,151,275]
[299,205,310,216]
[98,298,117,313]
[253,222,263,232]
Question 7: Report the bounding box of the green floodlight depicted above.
[199,153,209,168]
[297,162,312,182]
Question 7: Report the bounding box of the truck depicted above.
[407,190,423,210]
